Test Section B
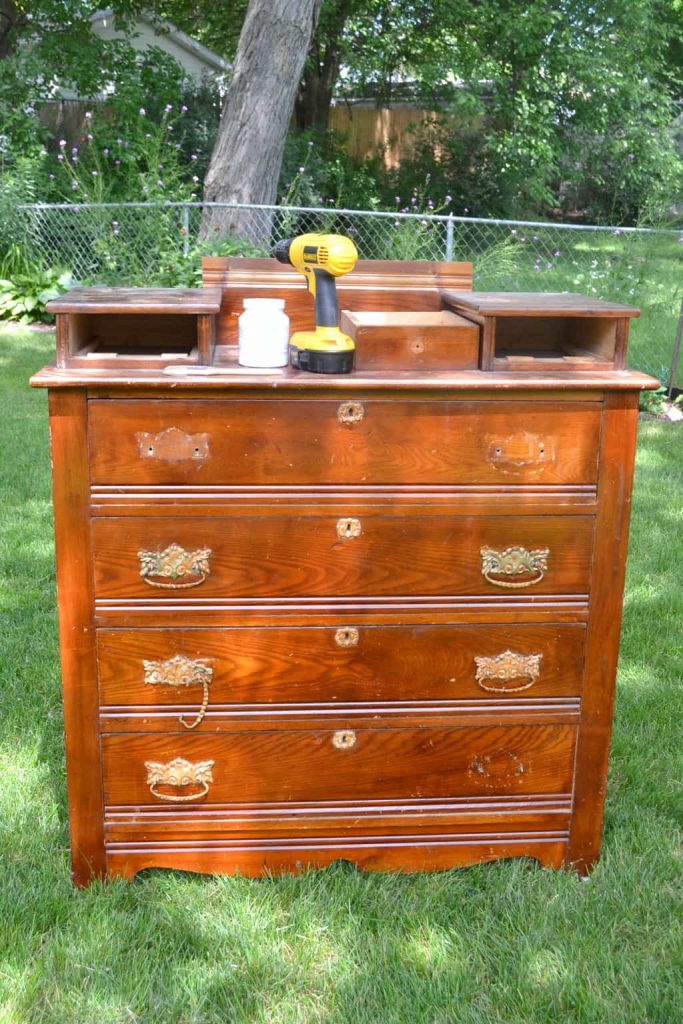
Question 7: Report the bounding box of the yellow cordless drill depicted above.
[273,232,358,373]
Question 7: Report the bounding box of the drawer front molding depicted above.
[474,650,542,693]
[480,545,549,588]
[145,757,214,802]
[135,427,210,463]
[143,654,213,729]
[138,544,211,589]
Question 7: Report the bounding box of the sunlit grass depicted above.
[0,327,680,1024]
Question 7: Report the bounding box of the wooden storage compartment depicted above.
[340,310,479,370]
[46,287,221,368]
[441,291,639,371]
[65,313,199,367]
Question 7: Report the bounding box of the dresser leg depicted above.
[565,392,639,870]
[49,390,106,886]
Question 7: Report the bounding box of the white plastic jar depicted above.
[238,298,290,367]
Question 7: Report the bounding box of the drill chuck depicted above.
[273,239,292,265]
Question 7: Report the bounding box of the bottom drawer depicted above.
[102,724,576,808]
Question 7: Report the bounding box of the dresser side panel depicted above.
[566,391,640,872]
[48,389,105,885]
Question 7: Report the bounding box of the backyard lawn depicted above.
[0,326,681,1024]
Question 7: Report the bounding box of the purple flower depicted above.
[191,154,197,161]
[115,159,121,166]
[112,220,118,227]
[511,228,517,235]
[71,146,78,154]
[463,207,469,213]
[411,196,417,205]
[91,170,98,176]
[190,192,197,198]
[395,196,400,203]
[192,175,199,182]
[145,133,151,139]
[157,179,164,187]
[86,133,93,141]
[48,173,55,180]
[158,163,164,170]
[164,104,173,113]
[627,153,635,161]
[57,154,64,162]
[445,194,452,203]
[85,111,92,120]
[116,138,123,145]
[103,148,109,156]
[59,139,66,148]
[139,107,146,116]
[167,125,174,131]
[71,155,78,163]
[180,105,188,113]
[553,249,561,257]
[112,228,119,236]
[308,140,314,148]
[175,143,181,150]
[71,181,78,190]
[298,166,305,173]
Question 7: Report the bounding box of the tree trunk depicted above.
[201,0,324,245]
[294,0,352,133]
[0,0,25,59]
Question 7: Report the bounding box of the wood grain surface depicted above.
[97,623,586,708]
[102,724,577,805]
[88,399,601,486]
[91,514,594,599]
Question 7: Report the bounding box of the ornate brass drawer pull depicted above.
[135,427,210,463]
[474,650,543,693]
[480,545,549,588]
[336,517,362,540]
[143,655,213,729]
[138,543,211,589]
[332,730,357,750]
[144,757,214,802]
[335,627,359,648]
[337,401,364,425]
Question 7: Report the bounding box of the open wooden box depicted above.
[442,291,639,371]
[47,288,220,369]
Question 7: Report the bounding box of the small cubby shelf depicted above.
[47,288,221,369]
[441,291,639,372]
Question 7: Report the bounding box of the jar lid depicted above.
[243,298,286,310]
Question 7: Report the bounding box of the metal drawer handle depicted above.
[480,545,549,588]
[332,730,357,750]
[337,401,364,425]
[335,627,359,648]
[336,517,362,540]
[145,757,214,802]
[138,544,211,589]
[143,655,213,729]
[474,651,543,693]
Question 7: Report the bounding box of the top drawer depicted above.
[88,399,601,487]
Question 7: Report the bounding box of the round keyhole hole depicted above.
[148,446,154,455]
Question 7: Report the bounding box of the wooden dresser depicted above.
[31,261,658,885]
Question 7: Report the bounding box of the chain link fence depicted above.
[10,200,683,381]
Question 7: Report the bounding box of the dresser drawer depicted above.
[102,725,577,806]
[98,624,585,710]
[88,399,601,486]
[92,515,594,599]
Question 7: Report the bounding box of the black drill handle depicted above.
[314,268,339,328]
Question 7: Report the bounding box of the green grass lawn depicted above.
[1,327,681,1024]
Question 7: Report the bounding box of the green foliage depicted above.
[0,257,72,324]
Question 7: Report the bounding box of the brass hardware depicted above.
[332,730,357,750]
[335,627,359,648]
[135,427,210,463]
[143,654,213,729]
[138,544,211,589]
[480,545,549,588]
[474,650,543,693]
[144,757,214,802]
[336,517,362,540]
[337,401,364,425]
[486,432,554,474]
